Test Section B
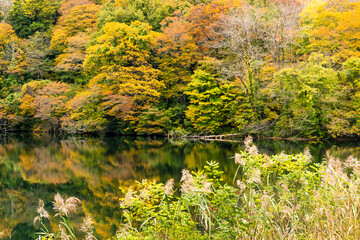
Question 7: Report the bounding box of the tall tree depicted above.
[84,21,163,133]
[51,1,99,79]
[154,12,202,107]
[7,0,60,38]
[23,32,51,80]
[185,0,241,48]
[0,23,25,97]
[274,53,340,137]
[263,0,302,69]
[0,23,24,74]
[185,69,236,134]
[212,6,267,122]
[19,81,71,131]
[340,57,360,136]
[97,0,176,31]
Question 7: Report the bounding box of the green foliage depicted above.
[0,23,25,77]
[0,75,22,98]
[0,92,23,130]
[185,70,237,134]
[23,32,52,79]
[341,57,360,135]
[274,53,340,137]
[7,0,60,38]
[136,108,169,135]
[117,160,248,239]
[0,10,4,22]
[98,0,176,31]
[116,136,360,239]
[61,85,108,133]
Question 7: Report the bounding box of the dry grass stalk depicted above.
[53,193,81,217]
[164,178,175,195]
[33,199,50,224]
[81,216,97,240]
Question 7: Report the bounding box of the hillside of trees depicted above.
[0,0,359,138]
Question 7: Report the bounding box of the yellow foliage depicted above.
[51,3,99,71]
[19,94,35,116]
[84,21,164,125]
[0,23,25,74]
[300,0,360,60]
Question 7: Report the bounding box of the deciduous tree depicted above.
[299,0,360,62]
[275,53,340,137]
[19,80,71,131]
[7,0,60,38]
[84,21,163,133]
[185,69,236,133]
[23,32,51,80]
[51,2,99,77]
[98,0,176,31]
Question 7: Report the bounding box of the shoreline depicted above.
[1,130,360,142]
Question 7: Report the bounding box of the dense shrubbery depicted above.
[33,136,360,239]
[115,137,360,239]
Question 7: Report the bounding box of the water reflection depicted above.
[0,134,359,239]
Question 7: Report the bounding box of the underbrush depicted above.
[34,136,360,239]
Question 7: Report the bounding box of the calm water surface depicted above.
[0,134,359,239]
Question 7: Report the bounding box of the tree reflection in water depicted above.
[0,134,359,239]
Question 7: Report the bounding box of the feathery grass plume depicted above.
[344,155,360,172]
[324,152,348,186]
[247,169,262,184]
[236,180,246,192]
[201,180,212,193]
[263,154,275,168]
[139,188,150,200]
[164,178,174,195]
[244,135,253,149]
[33,199,50,224]
[59,225,71,240]
[53,193,81,217]
[280,182,289,193]
[303,146,312,162]
[259,193,272,217]
[181,169,212,194]
[120,189,134,207]
[80,216,96,240]
[180,169,195,194]
[248,145,259,156]
[235,153,246,166]
[244,135,259,156]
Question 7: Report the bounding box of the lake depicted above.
[0,134,359,239]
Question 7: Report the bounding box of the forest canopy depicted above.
[0,0,359,138]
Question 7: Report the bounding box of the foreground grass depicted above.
[34,136,360,239]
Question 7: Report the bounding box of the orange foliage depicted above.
[185,0,243,47]
[0,23,25,75]
[58,0,95,16]
[51,2,100,72]
[19,81,71,131]
[300,0,360,61]
[154,14,202,102]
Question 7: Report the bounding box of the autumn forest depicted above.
[0,0,359,138]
